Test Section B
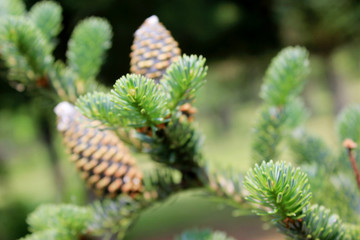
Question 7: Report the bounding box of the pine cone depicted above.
[130,15,181,83]
[54,102,143,198]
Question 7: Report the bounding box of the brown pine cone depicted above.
[54,102,143,198]
[130,15,181,83]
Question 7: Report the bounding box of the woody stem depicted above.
[347,148,360,190]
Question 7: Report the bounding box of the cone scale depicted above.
[54,102,143,197]
[130,15,181,83]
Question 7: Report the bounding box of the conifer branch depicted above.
[260,46,309,106]
[0,0,25,17]
[162,54,208,110]
[289,130,332,167]
[28,1,62,44]
[337,105,360,143]
[244,161,311,221]
[67,17,112,81]
[76,91,123,126]
[244,161,352,239]
[0,16,53,85]
[22,204,93,240]
[111,74,170,128]
[252,47,310,164]
[206,168,247,209]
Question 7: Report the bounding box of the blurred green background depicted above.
[2,0,360,239]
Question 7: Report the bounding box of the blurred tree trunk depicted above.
[39,116,65,201]
[325,55,347,115]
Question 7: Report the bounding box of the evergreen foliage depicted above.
[0,17,53,85]
[260,47,309,106]
[162,54,208,110]
[66,17,112,81]
[0,0,25,17]
[111,74,170,127]
[1,1,360,239]
[289,130,332,166]
[244,161,311,221]
[28,1,62,44]
[252,47,310,163]
[23,204,93,240]
[337,105,360,143]
[76,91,121,126]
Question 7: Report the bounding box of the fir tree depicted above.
[0,0,359,239]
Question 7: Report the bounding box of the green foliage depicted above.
[0,0,25,17]
[67,17,112,81]
[29,1,62,43]
[0,17,53,84]
[252,107,287,162]
[77,74,171,128]
[260,46,309,106]
[162,54,208,110]
[90,196,141,240]
[21,229,61,240]
[337,105,360,143]
[281,205,346,240]
[77,91,122,126]
[176,229,235,240]
[24,204,93,240]
[289,130,332,166]
[1,5,358,239]
[252,47,310,164]
[207,168,245,208]
[142,168,182,201]
[111,74,170,127]
[346,224,360,239]
[49,61,82,103]
[244,161,312,221]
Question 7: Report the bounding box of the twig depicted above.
[343,138,360,190]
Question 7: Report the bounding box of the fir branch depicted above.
[24,204,93,240]
[0,0,25,17]
[289,129,332,167]
[111,74,170,128]
[337,105,360,143]
[252,106,287,163]
[147,113,207,186]
[141,168,182,201]
[252,48,309,164]
[345,224,360,239]
[308,172,360,225]
[206,168,246,208]
[260,46,309,106]
[49,61,81,103]
[76,91,124,126]
[278,205,346,240]
[0,16,53,84]
[28,1,62,43]
[244,161,312,221]
[67,17,112,81]
[244,161,353,239]
[90,195,141,240]
[49,61,101,102]
[176,229,235,240]
[20,229,61,240]
[162,54,207,110]
[90,169,187,240]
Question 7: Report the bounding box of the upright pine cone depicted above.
[130,15,181,83]
[54,102,143,198]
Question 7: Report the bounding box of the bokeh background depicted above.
[2,0,360,239]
